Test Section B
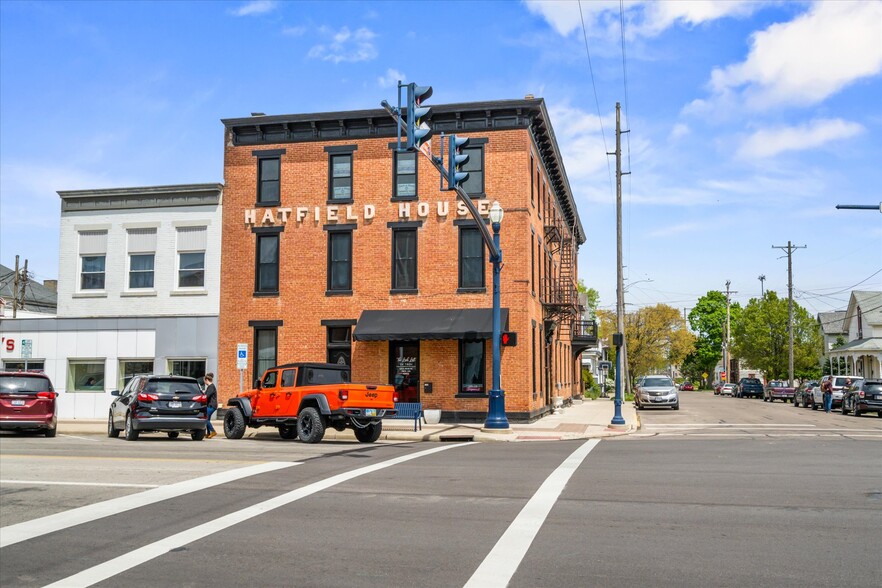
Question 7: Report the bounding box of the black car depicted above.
[108,375,208,440]
[794,381,817,408]
[841,380,882,417]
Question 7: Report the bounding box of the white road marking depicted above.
[0,461,297,548]
[464,439,600,588]
[58,434,99,442]
[0,480,159,489]
[42,443,473,588]
[645,423,816,428]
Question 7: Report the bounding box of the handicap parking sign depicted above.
[236,343,248,369]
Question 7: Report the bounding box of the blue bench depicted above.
[392,402,423,431]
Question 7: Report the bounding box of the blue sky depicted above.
[2,0,880,317]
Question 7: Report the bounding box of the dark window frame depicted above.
[326,325,352,366]
[252,149,285,207]
[458,226,485,291]
[391,227,418,293]
[457,339,487,396]
[253,326,278,379]
[325,145,357,204]
[326,228,353,295]
[460,139,487,197]
[392,149,418,201]
[253,228,281,296]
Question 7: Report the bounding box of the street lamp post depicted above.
[484,201,510,430]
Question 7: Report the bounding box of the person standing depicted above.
[203,373,218,438]
[822,377,833,413]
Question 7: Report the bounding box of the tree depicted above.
[624,304,695,383]
[687,291,741,383]
[577,281,600,320]
[730,291,822,380]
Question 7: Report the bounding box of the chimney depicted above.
[524,94,535,100]
[43,280,58,292]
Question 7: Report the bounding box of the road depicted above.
[1,391,880,588]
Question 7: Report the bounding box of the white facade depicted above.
[827,291,882,379]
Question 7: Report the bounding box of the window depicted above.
[119,360,154,389]
[327,327,352,366]
[459,227,484,289]
[281,369,296,387]
[461,145,484,195]
[3,360,44,371]
[329,153,352,201]
[79,230,107,290]
[532,322,537,397]
[459,339,485,394]
[258,157,280,205]
[392,229,417,290]
[68,361,105,392]
[255,234,280,293]
[530,154,535,206]
[177,226,207,288]
[394,151,417,198]
[168,359,206,380]
[328,231,353,292]
[127,228,156,289]
[255,328,277,376]
[530,231,535,294]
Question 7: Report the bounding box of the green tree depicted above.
[577,281,600,320]
[730,291,822,380]
[625,304,695,382]
[687,291,741,382]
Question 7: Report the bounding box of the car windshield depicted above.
[0,375,53,394]
[643,377,673,387]
[741,378,761,385]
[145,379,201,395]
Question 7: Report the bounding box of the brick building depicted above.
[218,98,596,422]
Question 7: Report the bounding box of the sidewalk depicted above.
[56,398,639,442]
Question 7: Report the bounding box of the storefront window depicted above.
[119,360,154,389]
[168,359,206,380]
[68,361,106,392]
[3,360,45,371]
[459,339,485,394]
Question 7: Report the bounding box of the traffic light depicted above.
[406,83,433,151]
[447,135,470,190]
[500,332,517,347]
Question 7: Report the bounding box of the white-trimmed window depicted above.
[176,226,206,288]
[168,359,206,380]
[79,230,107,290]
[119,359,154,390]
[127,228,156,289]
[68,360,106,392]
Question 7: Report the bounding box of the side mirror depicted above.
[111,390,121,396]
[253,379,260,389]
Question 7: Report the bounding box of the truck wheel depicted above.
[297,407,325,444]
[354,421,382,443]
[167,431,179,439]
[191,429,205,441]
[108,412,120,438]
[125,413,139,441]
[278,424,297,439]
[224,407,246,439]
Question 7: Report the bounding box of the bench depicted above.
[392,402,423,431]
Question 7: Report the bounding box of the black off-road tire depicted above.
[167,431,179,439]
[297,407,325,444]
[354,421,383,443]
[125,413,139,441]
[224,407,246,439]
[108,412,120,438]
[45,426,57,438]
[191,429,206,441]
[278,424,297,439]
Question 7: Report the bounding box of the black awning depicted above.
[353,308,510,341]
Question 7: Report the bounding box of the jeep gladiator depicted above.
[223,363,398,443]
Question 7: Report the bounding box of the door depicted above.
[389,341,419,403]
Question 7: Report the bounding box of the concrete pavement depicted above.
[54,397,639,442]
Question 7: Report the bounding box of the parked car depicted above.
[635,376,679,410]
[764,380,795,403]
[108,374,208,441]
[736,377,764,399]
[679,381,694,391]
[0,371,57,437]
[810,375,860,411]
[713,381,723,395]
[841,380,882,417]
[794,381,818,408]
[720,383,737,397]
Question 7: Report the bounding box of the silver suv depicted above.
[811,375,861,410]
[635,376,679,410]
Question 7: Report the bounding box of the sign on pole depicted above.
[236,343,248,370]
[21,339,32,359]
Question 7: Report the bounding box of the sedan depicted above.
[793,381,817,408]
[841,380,882,417]
[720,383,737,397]
[679,382,694,391]
[108,374,208,441]
[635,376,679,410]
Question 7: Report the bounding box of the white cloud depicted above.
[669,123,690,141]
[378,68,405,88]
[282,25,306,37]
[737,118,865,159]
[230,1,277,17]
[709,1,882,109]
[308,26,378,64]
[523,0,760,39]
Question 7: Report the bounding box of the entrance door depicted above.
[389,341,419,403]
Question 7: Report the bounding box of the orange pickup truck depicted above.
[222,363,398,443]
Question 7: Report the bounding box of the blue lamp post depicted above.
[484,201,510,430]
[611,332,625,426]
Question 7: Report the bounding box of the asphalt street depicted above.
[1,392,880,588]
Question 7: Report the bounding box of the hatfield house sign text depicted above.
[244,199,494,227]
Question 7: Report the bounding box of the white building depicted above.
[0,184,223,418]
[826,291,882,379]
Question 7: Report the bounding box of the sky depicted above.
[2,0,880,318]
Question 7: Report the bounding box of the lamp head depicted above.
[489,201,504,224]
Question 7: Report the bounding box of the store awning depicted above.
[353,308,509,341]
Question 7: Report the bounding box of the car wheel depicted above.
[853,404,861,417]
[124,413,139,441]
[191,429,206,441]
[841,399,849,415]
[811,401,818,411]
[278,424,297,439]
[167,431,179,439]
[108,412,120,438]
[353,421,383,443]
[297,407,325,444]
[44,426,57,438]
[672,403,680,411]
[223,407,246,439]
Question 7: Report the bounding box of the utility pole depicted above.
[609,102,629,427]
[773,241,806,388]
[724,280,737,385]
[758,274,765,297]
[12,255,20,318]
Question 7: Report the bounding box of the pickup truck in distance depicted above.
[764,380,795,403]
[737,377,764,399]
[223,363,398,443]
